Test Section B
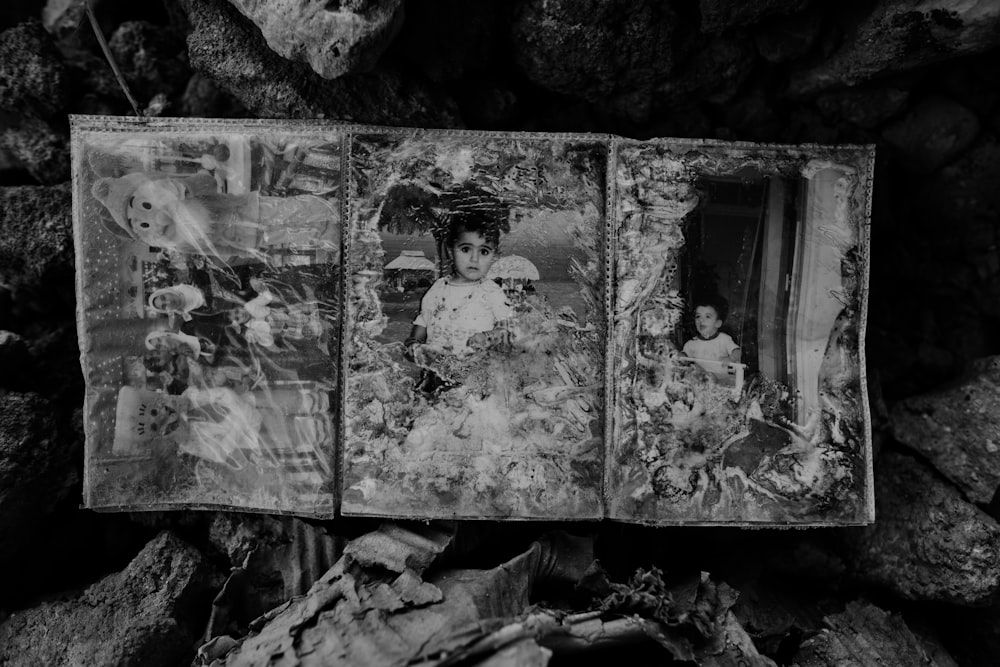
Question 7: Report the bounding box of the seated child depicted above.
[682,298,741,384]
[405,213,513,359]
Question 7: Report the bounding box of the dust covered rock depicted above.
[891,356,1000,505]
[789,0,1000,96]
[226,0,404,79]
[179,0,458,125]
[0,531,220,667]
[844,450,1000,605]
[792,600,958,666]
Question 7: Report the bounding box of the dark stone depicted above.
[654,35,756,106]
[0,21,69,117]
[789,1,1000,97]
[882,95,981,173]
[0,330,29,389]
[0,116,71,185]
[793,600,958,666]
[912,134,1000,228]
[699,0,811,35]
[382,0,507,84]
[815,87,910,129]
[179,0,460,126]
[753,8,824,64]
[510,0,676,103]
[108,20,191,106]
[178,72,248,118]
[0,531,221,667]
[0,393,79,571]
[891,356,1000,505]
[844,450,1000,605]
[0,184,73,284]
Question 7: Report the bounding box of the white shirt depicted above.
[414,277,512,356]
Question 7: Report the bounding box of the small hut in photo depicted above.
[384,250,436,291]
[487,255,540,294]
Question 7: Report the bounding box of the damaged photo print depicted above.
[609,142,872,525]
[343,131,608,519]
[76,124,342,515]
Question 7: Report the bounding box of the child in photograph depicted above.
[682,297,741,384]
[148,284,206,321]
[405,213,514,359]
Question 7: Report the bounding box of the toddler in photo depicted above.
[405,212,513,359]
[682,297,741,385]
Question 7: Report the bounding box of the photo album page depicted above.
[72,116,874,525]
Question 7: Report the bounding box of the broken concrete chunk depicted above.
[225,0,404,79]
[0,531,221,667]
[891,355,1000,505]
[844,450,1000,605]
[792,600,958,666]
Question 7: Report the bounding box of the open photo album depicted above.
[72,116,875,525]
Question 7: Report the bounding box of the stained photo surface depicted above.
[343,131,607,519]
[74,120,342,515]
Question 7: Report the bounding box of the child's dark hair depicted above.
[444,211,502,249]
[692,295,728,321]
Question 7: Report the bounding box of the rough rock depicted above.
[891,356,1000,505]
[0,20,69,117]
[0,184,73,283]
[789,0,1000,96]
[815,87,910,129]
[204,513,341,636]
[0,392,78,570]
[179,72,248,117]
[753,8,824,64]
[180,0,459,125]
[510,0,676,102]
[792,600,958,666]
[226,0,404,80]
[882,95,980,173]
[0,116,71,184]
[108,20,191,106]
[844,449,1000,605]
[0,531,220,667]
[699,0,810,34]
[654,35,756,106]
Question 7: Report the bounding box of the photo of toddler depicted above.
[681,297,742,386]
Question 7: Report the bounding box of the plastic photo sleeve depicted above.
[341,130,608,519]
[606,139,875,525]
[72,118,342,516]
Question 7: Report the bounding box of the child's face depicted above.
[230,306,250,325]
[152,292,183,311]
[450,231,496,283]
[694,305,722,338]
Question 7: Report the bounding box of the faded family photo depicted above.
[78,130,342,514]
[343,133,608,518]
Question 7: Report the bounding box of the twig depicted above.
[84,0,142,117]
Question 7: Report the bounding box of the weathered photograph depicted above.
[342,131,607,519]
[75,123,342,515]
[609,140,873,524]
